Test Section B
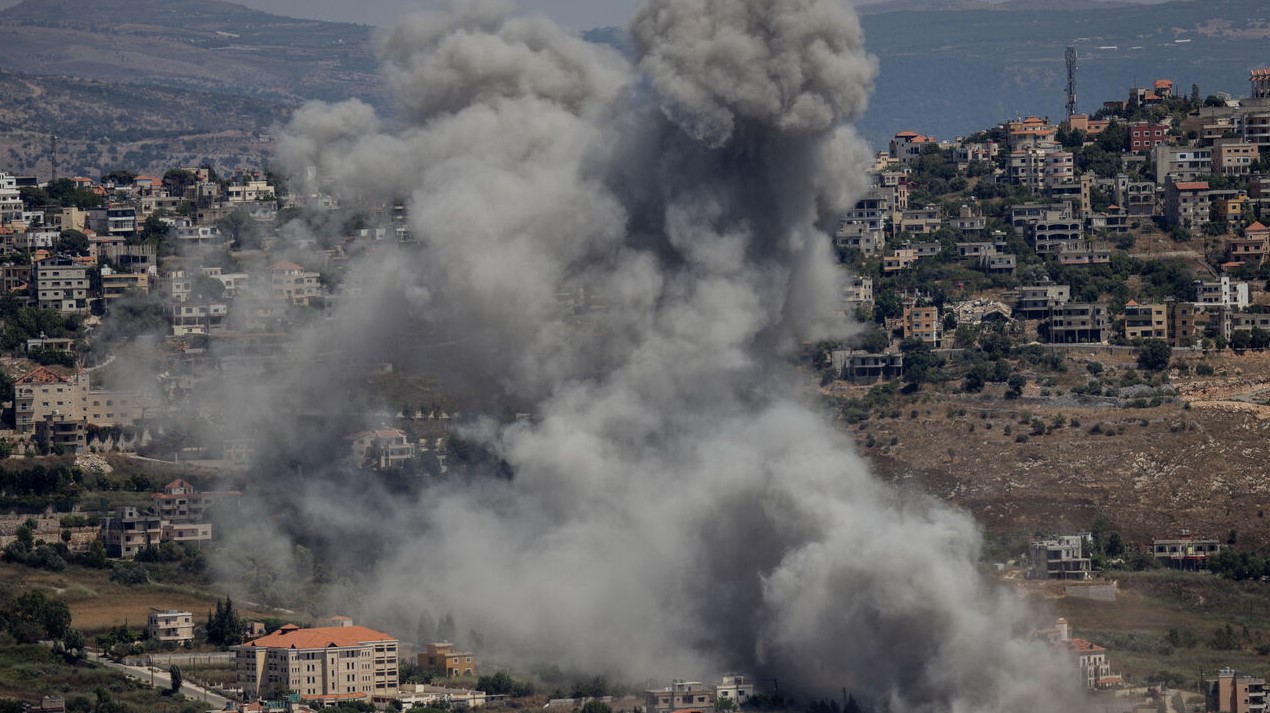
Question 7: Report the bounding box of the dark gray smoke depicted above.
[210,1,1080,710]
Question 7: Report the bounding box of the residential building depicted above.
[0,263,30,294]
[840,275,873,307]
[1128,121,1170,153]
[1213,194,1250,228]
[13,367,78,433]
[1047,303,1108,344]
[269,260,321,306]
[202,266,251,297]
[902,303,940,347]
[1254,67,1270,100]
[236,621,400,702]
[1054,241,1110,266]
[1167,300,1207,347]
[1154,146,1213,185]
[0,172,23,225]
[1112,174,1157,216]
[882,247,918,273]
[33,413,87,454]
[1208,668,1267,713]
[347,429,418,469]
[950,204,986,233]
[1065,114,1110,136]
[98,506,213,558]
[376,684,487,710]
[1006,116,1058,151]
[171,302,228,336]
[420,642,475,678]
[32,257,90,314]
[714,675,754,707]
[1228,221,1270,266]
[953,141,998,167]
[1213,139,1258,176]
[832,351,904,385]
[226,179,276,203]
[147,609,195,644]
[87,205,137,238]
[1016,283,1070,320]
[889,131,937,163]
[1010,202,1074,228]
[1152,533,1221,570]
[1123,302,1168,341]
[1029,536,1091,580]
[896,206,941,235]
[1196,276,1250,308]
[1066,636,1118,690]
[645,681,716,713]
[1163,180,1210,230]
[100,269,150,306]
[1026,211,1083,251]
[152,479,240,523]
[173,223,224,245]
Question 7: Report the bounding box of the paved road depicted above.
[87,651,233,711]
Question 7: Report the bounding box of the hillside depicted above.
[0,0,382,105]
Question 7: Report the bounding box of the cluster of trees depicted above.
[2,518,69,571]
[0,299,82,352]
[0,588,72,643]
[205,595,243,647]
[476,671,536,697]
[1207,548,1270,581]
[17,178,104,210]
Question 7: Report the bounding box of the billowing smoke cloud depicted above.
[209,1,1079,711]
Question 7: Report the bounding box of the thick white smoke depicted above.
[215,1,1080,710]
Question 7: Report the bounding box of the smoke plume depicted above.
[206,1,1080,711]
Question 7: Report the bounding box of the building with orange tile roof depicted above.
[888,130,937,164]
[234,620,399,700]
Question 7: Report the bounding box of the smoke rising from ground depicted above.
[211,1,1079,710]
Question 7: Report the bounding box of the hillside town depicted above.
[2,25,1270,713]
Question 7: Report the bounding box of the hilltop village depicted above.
[2,47,1270,713]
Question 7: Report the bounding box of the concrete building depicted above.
[1212,139,1259,176]
[236,621,400,702]
[153,479,239,523]
[1128,121,1170,153]
[99,507,212,558]
[902,303,940,347]
[100,269,150,306]
[1123,302,1168,341]
[1196,276,1251,308]
[1228,221,1270,266]
[833,351,904,385]
[419,642,475,678]
[1154,145,1213,185]
[171,302,228,337]
[347,429,418,470]
[376,684,487,710]
[1016,283,1071,320]
[1167,301,1208,347]
[1047,303,1108,344]
[147,609,195,644]
[32,257,90,314]
[0,172,23,225]
[1112,174,1158,216]
[1208,668,1267,713]
[1029,536,1091,580]
[715,675,754,707]
[1254,67,1270,100]
[269,260,321,306]
[889,130,937,163]
[1152,533,1221,570]
[645,681,716,713]
[1163,180,1211,230]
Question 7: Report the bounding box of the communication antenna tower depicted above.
[49,134,58,182]
[1065,46,1078,117]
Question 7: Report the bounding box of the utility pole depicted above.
[1065,46,1079,118]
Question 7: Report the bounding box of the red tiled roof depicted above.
[1066,638,1106,653]
[1173,182,1209,191]
[15,366,71,385]
[244,624,395,650]
[269,260,305,272]
[1247,221,1268,233]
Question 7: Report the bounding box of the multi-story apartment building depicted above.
[645,681,717,713]
[902,303,941,347]
[147,609,195,644]
[270,260,321,306]
[1112,174,1158,216]
[1047,303,1108,344]
[1152,533,1222,570]
[1167,301,1208,347]
[1212,139,1259,175]
[226,179,276,203]
[236,621,400,703]
[152,479,239,523]
[99,506,213,558]
[1254,66,1270,100]
[1163,180,1210,230]
[171,302,228,337]
[1029,535,1091,580]
[0,172,23,225]
[715,675,754,707]
[1154,146,1213,185]
[1208,669,1267,713]
[33,257,90,314]
[100,269,150,306]
[1016,283,1071,320]
[1228,221,1270,266]
[1128,121,1170,153]
[347,428,418,470]
[13,366,152,434]
[840,275,872,307]
[1123,302,1168,341]
[419,642,475,678]
[1006,116,1058,151]
[87,206,137,238]
[1195,276,1251,308]
[888,130,937,163]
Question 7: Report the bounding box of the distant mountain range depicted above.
[0,0,1265,172]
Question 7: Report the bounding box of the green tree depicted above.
[57,229,91,256]
[168,664,183,696]
[580,702,613,713]
[1136,338,1171,371]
